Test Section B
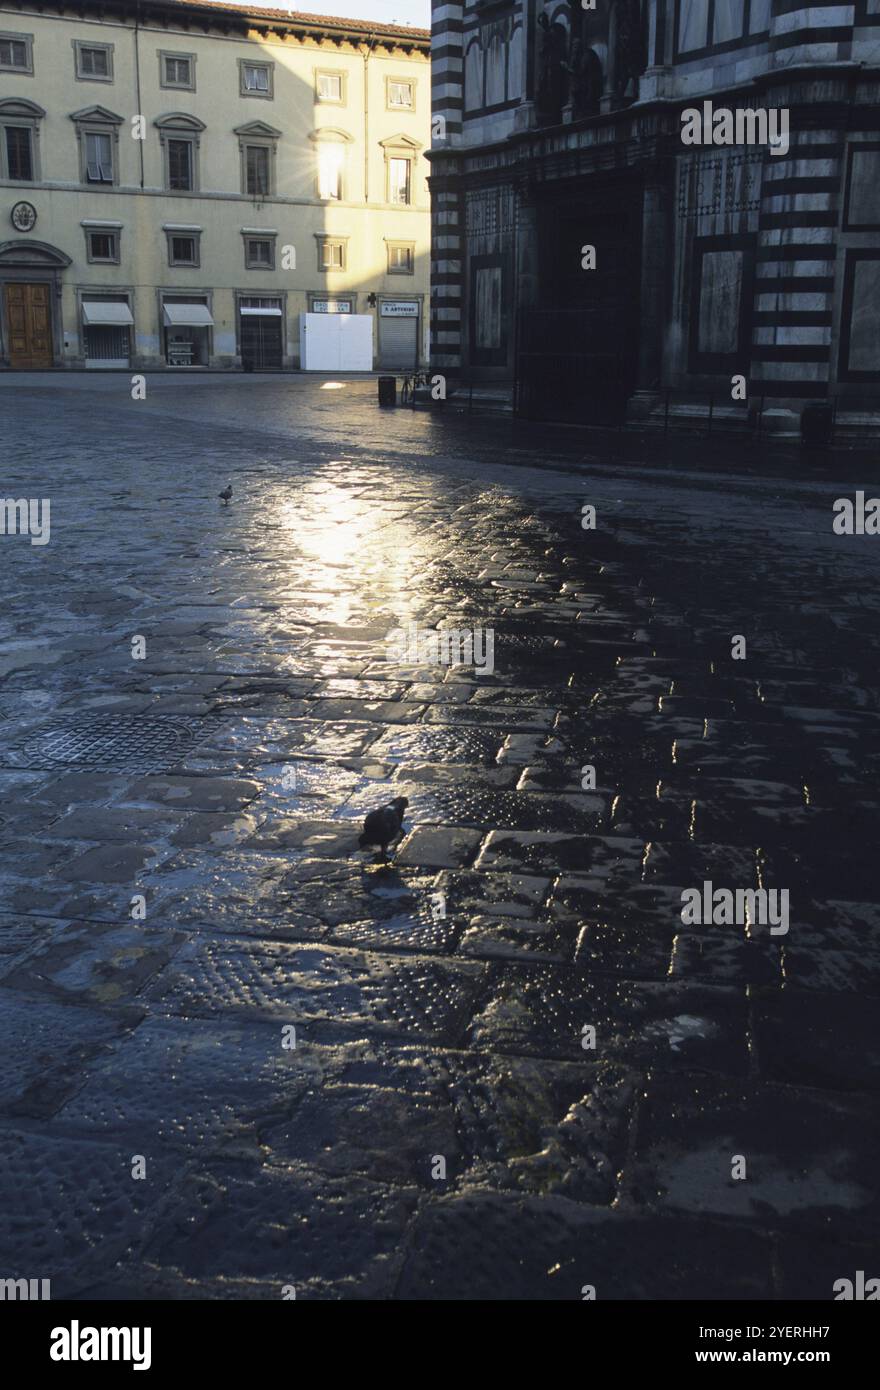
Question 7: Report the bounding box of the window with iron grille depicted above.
[244,144,270,196]
[5,125,33,180]
[245,237,275,269]
[168,233,198,267]
[167,138,193,191]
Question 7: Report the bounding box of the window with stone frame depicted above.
[0,32,33,74]
[167,231,200,267]
[387,78,414,110]
[0,98,42,180]
[240,60,273,98]
[74,41,113,82]
[244,235,276,269]
[316,236,346,271]
[316,70,345,104]
[4,123,33,179]
[387,242,414,274]
[161,52,195,91]
[85,227,120,263]
[246,144,270,195]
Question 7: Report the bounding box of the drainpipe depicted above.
[135,2,144,188]
[363,33,377,203]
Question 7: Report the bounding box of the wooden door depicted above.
[5,283,52,368]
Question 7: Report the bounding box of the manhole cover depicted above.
[4,714,202,773]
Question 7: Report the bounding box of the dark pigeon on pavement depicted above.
[358,796,408,860]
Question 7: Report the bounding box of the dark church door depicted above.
[516,178,642,423]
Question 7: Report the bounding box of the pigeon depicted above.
[358,797,408,861]
[219,485,233,505]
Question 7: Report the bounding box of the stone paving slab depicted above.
[2,375,879,1299]
[395,1194,774,1301]
[0,1125,188,1297]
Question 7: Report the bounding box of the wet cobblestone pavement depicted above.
[1,374,879,1300]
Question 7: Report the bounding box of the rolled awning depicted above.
[240,306,282,316]
[163,303,214,327]
[82,301,134,326]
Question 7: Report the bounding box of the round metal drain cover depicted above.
[8,714,201,773]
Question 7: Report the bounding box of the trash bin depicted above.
[800,402,832,449]
[378,376,397,408]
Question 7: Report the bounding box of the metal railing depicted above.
[400,373,879,446]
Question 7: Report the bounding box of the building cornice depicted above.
[0,0,431,55]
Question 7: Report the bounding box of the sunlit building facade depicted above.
[0,0,430,370]
[429,0,880,428]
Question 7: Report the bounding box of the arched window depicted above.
[70,105,123,187]
[507,25,524,103]
[485,32,505,107]
[0,98,44,182]
[464,40,482,114]
[154,113,205,194]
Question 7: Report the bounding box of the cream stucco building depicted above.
[0,0,431,370]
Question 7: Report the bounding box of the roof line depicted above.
[130,0,431,43]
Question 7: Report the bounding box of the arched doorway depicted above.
[0,239,71,368]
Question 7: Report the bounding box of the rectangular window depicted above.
[388,157,411,205]
[162,54,194,89]
[318,144,344,200]
[76,44,112,79]
[87,230,118,262]
[0,34,31,72]
[85,131,113,182]
[678,0,709,52]
[318,239,345,271]
[711,0,744,44]
[168,139,193,191]
[687,234,755,372]
[388,243,414,274]
[5,125,33,181]
[840,252,880,378]
[245,144,270,196]
[845,144,880,230]
[241,62,272,96]
[474,266,502,351]
[245,237,274,268]
[317,71,344,103]
[388,80,413,109]
[169,234,198,266]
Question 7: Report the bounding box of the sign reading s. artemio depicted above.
[379,301,419,318]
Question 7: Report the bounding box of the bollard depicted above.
[378,376,397,408]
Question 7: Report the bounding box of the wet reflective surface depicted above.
[1,374,879,1298]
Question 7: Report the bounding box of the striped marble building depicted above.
[428,0,880,429]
